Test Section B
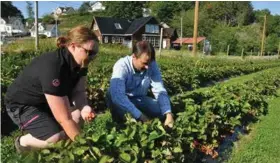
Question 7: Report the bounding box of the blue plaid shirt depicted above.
[109,55,171,119]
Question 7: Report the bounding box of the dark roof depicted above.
[94,17,131,34]
[93,16,170,35]
[58,7,74,12]
[30,23,55,32]
[125,16,153,34]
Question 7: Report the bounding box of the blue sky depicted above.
[12,1,280,18]
[12,1,84,18]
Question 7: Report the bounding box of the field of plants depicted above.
[1,39,280,162]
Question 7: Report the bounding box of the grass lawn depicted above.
[228,89,280,163]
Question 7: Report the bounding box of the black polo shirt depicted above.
[5,47,87,107]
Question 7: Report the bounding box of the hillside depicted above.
[58,12,106,35]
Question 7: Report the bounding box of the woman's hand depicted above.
[81,105,96,122]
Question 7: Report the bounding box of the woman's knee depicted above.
[45,132,65,144]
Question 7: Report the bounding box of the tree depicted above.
[208,25,238,55]
[102,1,146,19]
[201,1,254,26]
[26,1,34,19]
[1,1,24,20]
[78,1,91,13]
[42,14,55,24]
[253,9,271,23]
[171,9,217,38]
[148,1,194,24]
[265,33,280,54]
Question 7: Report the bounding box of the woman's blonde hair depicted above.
[56,25,99,48]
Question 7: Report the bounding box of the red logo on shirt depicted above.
[52,79,60,87]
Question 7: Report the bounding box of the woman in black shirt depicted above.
[5,25,98,153]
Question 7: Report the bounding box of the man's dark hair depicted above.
[132,41,155,61]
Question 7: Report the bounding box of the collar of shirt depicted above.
[61,47,80,72]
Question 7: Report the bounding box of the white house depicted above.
[54,7,75,16]
[30,23,59,38]
[0,17,26,36]
[89,2,105,12]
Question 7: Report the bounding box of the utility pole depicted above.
[54,14,58,38]
[278,42,280,59]
[227,45,230,56]
[192,1,199,56]
[159,28,163,58]
[180,17,183,46]
[35,1,39,50]
[260,15,266,56]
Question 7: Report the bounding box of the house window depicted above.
[145,24,150,33]
[155,25,159,33]
[116,37,123,43]
[145,24,159,33]
[114,23,122,29]
[104,36,108,43]
[142,36,146,41]
[112,37,115,43]
[112,36,123,43]
[142,36,159,47]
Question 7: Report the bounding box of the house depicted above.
[91,16,178,49]
[54,7,75,16]
[0,17,26,36]
[172,37,206,50]
[163,28,178,49]
[89,2,105,12]
[30,23,59,38]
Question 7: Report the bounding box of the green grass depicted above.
[1,38,56,54]
[58,12,107,35]
[227,89,280,163]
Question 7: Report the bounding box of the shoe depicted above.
[15,136,31,153]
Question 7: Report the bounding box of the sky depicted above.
[12,1,280,18]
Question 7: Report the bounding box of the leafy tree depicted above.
[253,9,271,23]
[235,24,262,55]
[201,1,254,26]
[171,9,217,38]
[265,33,280,54]
[26,1,34,19]
[78,1,91,13]
[102,1,146,19]
[1,1,24,20]
[42,14,56,24]
[148,1,194,24]
[209,25,238,55]
[254,10,280,37]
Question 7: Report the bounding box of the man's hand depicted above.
[81,105,96,122]
[138,114,149,122]
[164,113,174,128]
